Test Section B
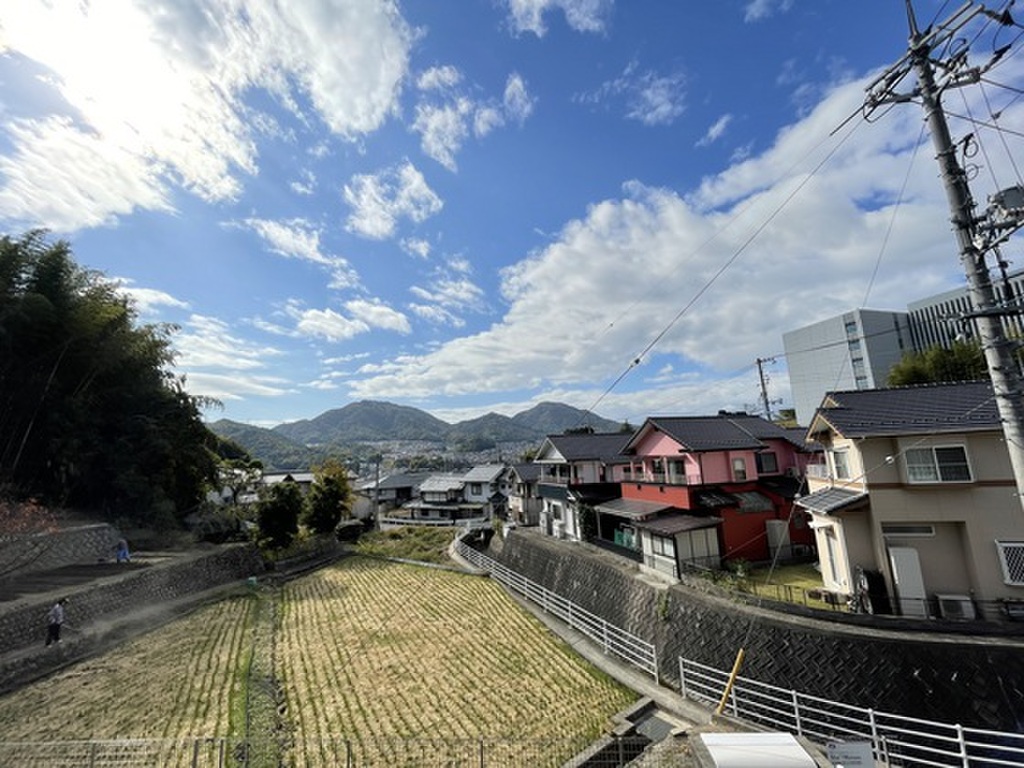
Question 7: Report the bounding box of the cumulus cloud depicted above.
[0,0,413,230]
[411,66,535,169]
[109,279,190,315]
[343,160,443,239]
[505,0,613,37]
[345,67,1024,407]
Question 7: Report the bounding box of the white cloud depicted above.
[697,114,733,147]
[505,0,612,37]
[576,62,686,126]
[504,73,535,124]
[0,0,413,230]
[411,67,534,169]
[744,0,795,22]
[175,314,285,371]
[110,278,190,315]
[290,170,316,195]
[236,217,361,289]
[345,298,412,334]
[401,237,432,258]
[294,307,370,342]
[343,160,443,239]
[345,68,1024,404]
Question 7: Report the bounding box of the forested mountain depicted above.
[209,400,622,468]
[208,419,318,470]
[274,400,450,444]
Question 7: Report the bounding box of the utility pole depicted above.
[756,357,775,421]
[866,1,1024,511]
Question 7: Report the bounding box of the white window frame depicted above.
[904,444,972,484]
[651,535,674,557]
[832,449,851,480]
[732,457,747,482]
[996,541,1024,586]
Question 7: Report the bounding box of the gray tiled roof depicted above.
[543,432,632,462]
[628,413,791,452]
[594,497,673,520]
[462,464,505,482]
[795,487,868,514]
[811,381,999,438]
[635,514,722,536]
[510,463,542,482]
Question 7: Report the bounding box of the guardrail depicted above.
[454,537,659,682]
[679,656,1024,767]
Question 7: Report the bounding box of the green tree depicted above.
[257,481,302,548]
[0,231,220,524]
[887,340,987,386]
[303,458,352,535]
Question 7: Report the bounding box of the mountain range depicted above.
[209,401,624,470]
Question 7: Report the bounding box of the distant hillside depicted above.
[209,400,622,468]
[208,419,318,470]
[512,401,622,434]
[274,400,451,444]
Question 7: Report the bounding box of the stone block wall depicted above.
[0,544,264,692]
[493,530,1024,732]
[0,524,121,577]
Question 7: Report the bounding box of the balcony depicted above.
[642,471,701,486]
[805,464,830,480]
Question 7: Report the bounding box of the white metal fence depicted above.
[454,538,659,681]
[679,656,1024,767]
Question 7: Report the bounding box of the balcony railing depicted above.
[805,464,830,480]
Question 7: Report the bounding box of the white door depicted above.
[889,546,928,618]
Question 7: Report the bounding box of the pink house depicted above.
[615,412,816,576]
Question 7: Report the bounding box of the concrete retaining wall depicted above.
[493,530,1024,732]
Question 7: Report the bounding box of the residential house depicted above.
[798,381,1024,619]
[505,463,543,526]
[462,464,509,518]
[534,432,633,541]
[617,413,815,580]
[352,471,432,521]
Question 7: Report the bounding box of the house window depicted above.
[904,446,972,483]
[470,483,482,495]
[732,458,747,481]
[651,535,674,556]
[832,450,851,480]
[551,504,562,521]
[996,541,1024,585]
[755,452,778,474]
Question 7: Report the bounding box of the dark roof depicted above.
[795,487,868,514]
[594,498,672,520]
[510,463,542,482]
[541,432,632,463]
[809,381,999,439]
[635,513,722,536]
[625,413,795,453]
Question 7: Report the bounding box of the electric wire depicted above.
[581,119,865,422]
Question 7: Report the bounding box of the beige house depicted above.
[799,381,1024,620]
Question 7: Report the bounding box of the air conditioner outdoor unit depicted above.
[936,594,976,620]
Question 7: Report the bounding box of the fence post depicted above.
[679,658,687,699]
[868,708,879,762]
[956,724,969,768]
[652,645,659,684]
[479,736,485,768]
[792,690,802,736]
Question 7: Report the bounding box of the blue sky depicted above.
[2,1,1023,427]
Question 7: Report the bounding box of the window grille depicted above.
[997,541,1024,585]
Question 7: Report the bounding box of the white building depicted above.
[783,309,912,426]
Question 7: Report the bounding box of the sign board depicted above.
[826,740,874,767]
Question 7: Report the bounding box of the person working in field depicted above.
[45,597,68,646]
[115,538,131,563]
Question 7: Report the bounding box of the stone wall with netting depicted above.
[494,530,1024,732]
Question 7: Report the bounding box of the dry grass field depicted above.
[0,554,636,765]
